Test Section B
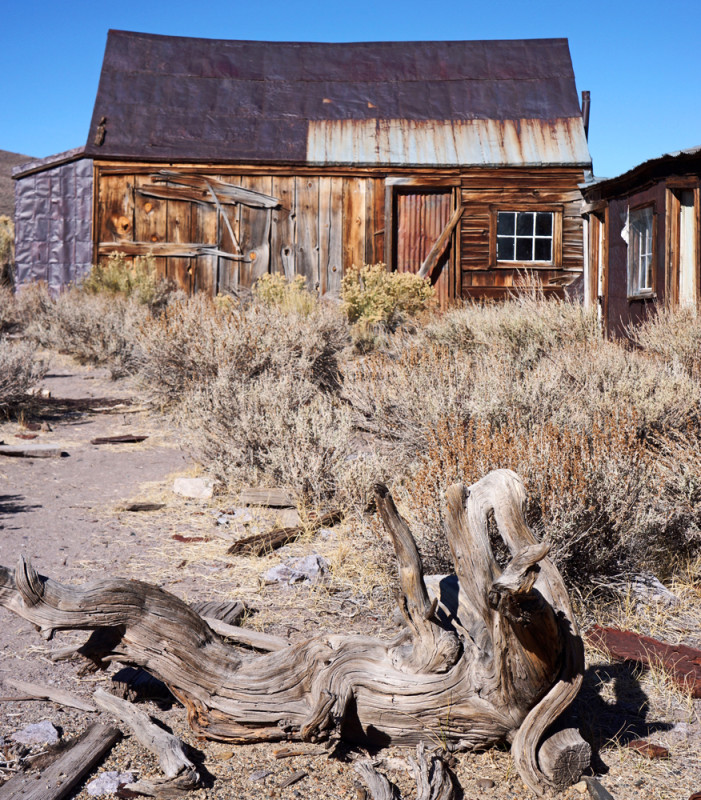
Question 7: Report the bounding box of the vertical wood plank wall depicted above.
[95,165,585,299]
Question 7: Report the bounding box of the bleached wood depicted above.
[537,728,591,789]
[202,616,290,652]
[0,470,584,795]
[5,678,95,712]
[0,723,121,800]
[94,688,200,793]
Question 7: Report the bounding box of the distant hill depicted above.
[0,149,33,218]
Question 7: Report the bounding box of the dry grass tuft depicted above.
[0,337,46,415]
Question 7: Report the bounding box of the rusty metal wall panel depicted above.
[395,191,451,272]
[15,158,93,290]
[307,117,590,167]
[84,31,587,166]
[395,190,452,306]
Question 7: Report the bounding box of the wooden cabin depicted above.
[14,32,592,300]
[582,146,701,336]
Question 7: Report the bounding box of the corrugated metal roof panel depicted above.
[307,118,591,166]
[83,31,590,165]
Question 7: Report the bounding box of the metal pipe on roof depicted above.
[581,91,591,141]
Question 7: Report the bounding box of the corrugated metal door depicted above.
[394,189,453,304]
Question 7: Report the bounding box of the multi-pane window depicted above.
[497,211,554,262]
[628,206,654,295]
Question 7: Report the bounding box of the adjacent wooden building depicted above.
[14,32,592,299]
[582,146,701,335]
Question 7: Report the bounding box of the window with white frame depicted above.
[497,211,554,262]
[628,205,654,296]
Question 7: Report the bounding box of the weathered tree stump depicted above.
[0,470,587,795]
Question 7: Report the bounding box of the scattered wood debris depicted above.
[586,625,701,697]
[227,509,342,556]
[121,502,166,512]
[203,616,290,652]
[90,434,149,445]
[4,678,96,713]
[279,769,307,788]
[172,534,210,543]
[189,599,246,626]
[273,746,321,759]
[93,689,201,796]
[238,487,294,508]
[0,722,121,800]
[0,444,65,458]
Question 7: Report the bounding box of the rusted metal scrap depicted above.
[586,625,701,698]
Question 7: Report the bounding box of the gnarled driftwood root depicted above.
[0,469,586,795]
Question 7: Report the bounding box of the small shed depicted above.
[14,31,592,299]
[582,146,701,335]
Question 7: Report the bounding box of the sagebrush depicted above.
[15,277,701,589]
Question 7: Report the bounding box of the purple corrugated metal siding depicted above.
[14,158,93,290]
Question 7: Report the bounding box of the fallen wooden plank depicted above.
[93,689,200,794]
[121,502,166,512]
[238,487,295,507]
[4,679,96,712]
[417,204,463,279]
[227,509,342,557]
[90,434,149,445]
[153,171,280,209]
[0,722,121,800]
[586,625,701,698]
[190,600,246,626]
[203,616,290,652]
[0,444,64,458]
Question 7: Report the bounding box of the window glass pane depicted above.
[497,212,515,236]
[629,206,654,293]
[516,212,534,236]
[534,238,552,261]
[516,238,533,261]
[497,237,514,260]
[535,212,552,236]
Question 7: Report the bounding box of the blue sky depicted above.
[1,0,699,178]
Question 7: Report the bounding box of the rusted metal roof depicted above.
[307,118,590,167]
[582,144,701,199]
[83,31,589,167]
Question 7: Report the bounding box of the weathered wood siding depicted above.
[95,166,384,296]
[460,167,585,298]
[94,163,585,300]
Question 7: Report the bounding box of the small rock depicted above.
[216,507,255,524]
[630,574,679,607]
[476,778,495,789]
[12,720,59,746]
[582,776,615,800]
[216,749,235,760]
[173,477,214,500]
[574,781,588,794]
[86,770,135,796]
[263,554,329,585]
[250,769,273,782]
[633,778,644,787]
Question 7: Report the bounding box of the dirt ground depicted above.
[1,356,700,800]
